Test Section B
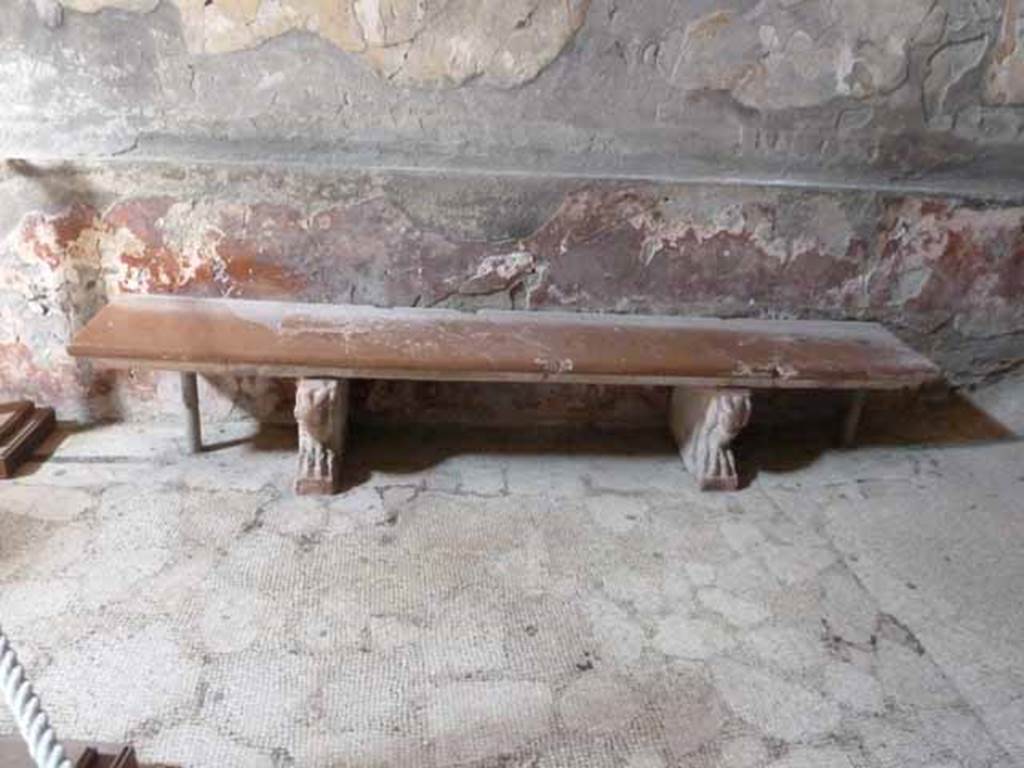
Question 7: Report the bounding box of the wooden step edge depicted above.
[0,406,55,479]
[0,401,34,445]
[0,737,168,768]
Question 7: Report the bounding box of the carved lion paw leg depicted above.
[294,378,350,495]
[669,387,752,491]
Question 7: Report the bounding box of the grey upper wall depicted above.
[2,0,1024,197]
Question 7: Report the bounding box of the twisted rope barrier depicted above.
[0,625,72,768]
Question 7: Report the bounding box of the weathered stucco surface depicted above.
[1,162,1021,422]
[49,0,591,87]
[665,0,937,110]
[987,0,1024,103]
[2,0,1023,191]
[1,0,1022,424]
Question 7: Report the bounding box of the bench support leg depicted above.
[670,387,752,491]
[840,390,867,448]
[294,378,349,495]
[181,372,202,454]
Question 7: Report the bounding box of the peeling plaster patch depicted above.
[523,187,869,315]
[925,35,989,120]
[52,0,591,88]
[459,251,534,295]
[663,0,938,110]
[4,199,307,418]
[872,198,1024,338]
[368,0,594,88]
[4,181,1024,420]
[1,193,531,418]
[986,0,1024,104]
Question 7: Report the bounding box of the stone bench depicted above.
[68,296,940,493]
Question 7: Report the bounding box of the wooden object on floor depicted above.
[68,295,942,493]
[72,743,140,768]
[0,738,148,768]
[0,401,55,478]
[0,401,33,444]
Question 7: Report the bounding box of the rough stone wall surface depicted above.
[1,0,1023,191]
[988,0,1024,103]
[1,161,1021,423]
[44,0,592,88]
[1,0,1022,424]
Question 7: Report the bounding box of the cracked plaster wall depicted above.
[1,162,1021,424]
[0,0,1023,183]
[0,0,1022,424]
[44,0,593,88]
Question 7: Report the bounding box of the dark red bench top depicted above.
[68,295,940,390]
